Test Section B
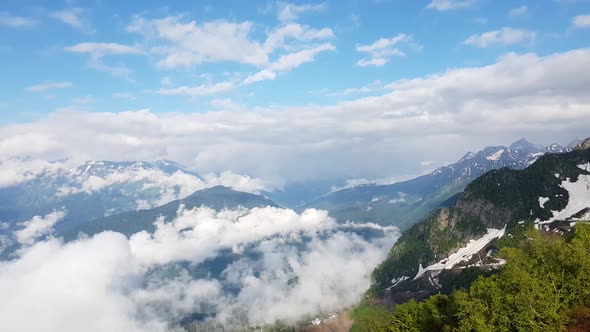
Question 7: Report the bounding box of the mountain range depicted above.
[63,185,279,239]
[1,136,588,330]
[0,138,581,244]
[370,137,590,300]
[303,138,582,231]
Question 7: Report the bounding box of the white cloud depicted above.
[158,42,333,94]
[268,43,335,72]
[277,2,326,22]
[128,16,268,68]
[244,69,276,84]
[14,211,66,246]
[65,42,143,59]
[0,13,37,27]
[1,49,590,183]
[0,158,70,188]
[263,23,334,52]
[129,207,336,266]
[508,5,528,17]
[0,233,168,332]
[426,0,476,11]
[25,82,73,92]
[464,27,536,47]
[0,157,274,215]
[356,34,416,67]
[64,43,143,78]
[573,14,590,28]
[158,81,236,97]
[127,16,333,72]
[50,8,92,32]
[0,206,399,329]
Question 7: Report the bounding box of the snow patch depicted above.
[386,276,409,290]
[537,173,590,224]
[486,149,505,161]
[414,226,506,280]
[538,197,549,208]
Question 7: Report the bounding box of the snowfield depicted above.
[414,226,506,280]
[538,166,590,224]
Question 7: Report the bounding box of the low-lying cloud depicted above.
[14,210,66,246]
[0,206,399,331]
[0,158,276,213]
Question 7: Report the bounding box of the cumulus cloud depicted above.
[1,49,589,183]
[127,15,333,76]
[14,211,66,245]
[573,14,590,28]
[121,15,334,91]
[129,206,335,266]
[0,206,399,330]
[0,233,167,332]
[216,231,393,325]
[464,27,536,47]
[356,34,419,67]
[0,158,71,188]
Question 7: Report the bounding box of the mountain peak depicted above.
[509,138,539,151]
[203,185,232,192]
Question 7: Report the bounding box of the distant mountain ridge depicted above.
[0,159,217,236]
[304,138,573,230]
[62,185,279,239]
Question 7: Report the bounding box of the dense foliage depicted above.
[353,223,590,331]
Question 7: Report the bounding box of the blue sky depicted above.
[0,0,589,183]
[1,0,589,124]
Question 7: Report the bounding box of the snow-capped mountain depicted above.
[71,160,196,178]
[371,138,590,299]
[0,159,269,236]
[430,138,566,181]
[304,138,571,229]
